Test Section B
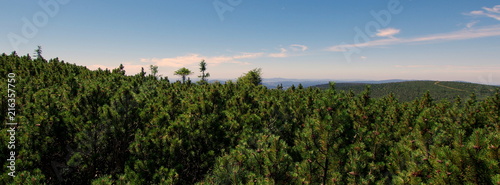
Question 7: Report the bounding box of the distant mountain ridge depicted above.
[312,80,499,102]
[208,78,499,90]
[261,78,409,89]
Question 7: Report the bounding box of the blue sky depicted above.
[1,0,500,84]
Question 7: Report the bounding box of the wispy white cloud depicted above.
[376,28,400,38]
[465,5,500,21]
[466,20,480,28]
[268,48,288,58]
[290,44,308,51]
[327,25,500,52]
[139,44,308,69]
[268,44,308,58]
[483,5,500,13]
[406,25,500,42]
[233,52,265,59]
[328,38,400,52]
[140,53,260,68]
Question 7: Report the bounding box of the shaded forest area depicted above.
[1,52,499,184]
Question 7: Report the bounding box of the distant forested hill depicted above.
[313,81,499,102]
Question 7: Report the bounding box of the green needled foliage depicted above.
[198,60,210,84]
[0,52,499,184]
[237,68,262,86]
[174,67,193,84]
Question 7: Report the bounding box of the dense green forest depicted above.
[1,52,499,184]
[313,81,499,102]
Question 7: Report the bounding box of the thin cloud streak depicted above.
[328,25,500,52]
[290,44,309,51]
[466,5,500,21]
[268,48,288,58]
[268,44,309,58]
[466,20,480,29]
[376,28,400,38]
[141,53,259,68]
[484,5,500,14]
[141,44,309,68]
